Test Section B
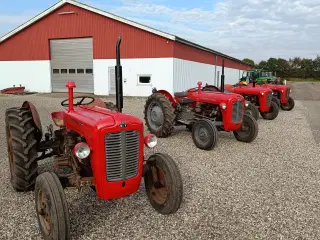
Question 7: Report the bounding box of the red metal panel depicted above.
[0,3,174,61]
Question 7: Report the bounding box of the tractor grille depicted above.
[266,92,272,106]
[105,130,140,182]
[232,101,244,123]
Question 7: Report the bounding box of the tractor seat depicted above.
[179,98,194,104]
[174,92,188,97]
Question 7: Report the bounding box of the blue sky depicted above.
[1,0,319,62]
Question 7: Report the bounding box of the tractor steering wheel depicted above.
[61,96,95,107]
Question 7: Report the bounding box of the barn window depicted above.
[138,75,151,84]
[77,69,84,74]
[86,68,93,74]
[69,69,76,74]
[61,69,68,74]
[52,69,59,74]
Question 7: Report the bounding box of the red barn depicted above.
[0,0,251,96]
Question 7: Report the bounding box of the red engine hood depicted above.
[63,105,143,130]
[188,91,244,103]
[247,83,288,91]
[225,84,272,95]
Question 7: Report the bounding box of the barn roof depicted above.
[0,0,251,66]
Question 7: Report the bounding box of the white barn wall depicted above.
[94,58,173,96]
[173,59,244,92]
[0,61,51,92]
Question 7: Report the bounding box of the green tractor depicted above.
[240,69,285,85]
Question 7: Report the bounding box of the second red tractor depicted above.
[144,61,259,151]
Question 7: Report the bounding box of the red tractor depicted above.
[144,61,259,151]
[222,81,279,121]
[5,37,183,239]
[248,82,295,111]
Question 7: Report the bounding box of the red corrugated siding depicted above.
[0,3,174,61]
[173,41,251,70]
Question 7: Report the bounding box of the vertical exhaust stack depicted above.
[220,59,225,92]
[115,36,123,113]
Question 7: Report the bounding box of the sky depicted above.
[0,0,320,63]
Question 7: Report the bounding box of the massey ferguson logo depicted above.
[119,122,127,128]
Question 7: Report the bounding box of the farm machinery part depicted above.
[223,81,279,121]
[241,69,285,85]
[144,60,259,151]
[5,36,183,240]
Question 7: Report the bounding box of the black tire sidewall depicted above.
[192,119,218,150]
[233,114,258,142]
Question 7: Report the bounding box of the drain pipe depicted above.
[214,55,217,86]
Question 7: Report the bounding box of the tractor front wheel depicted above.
[244,102,259,120]
[144,93,176,137]
[144,153,183,215]
[260,101,279,120]
[5,107,39,191]
[35,172,70,240]
[272,97,280,108]
[233,114,258,143]
[192,119,218,150]
[281,97,295,111]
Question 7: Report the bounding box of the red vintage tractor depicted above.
[144,61,259,151]
[222,81,279,121]
[5,37,183,239]
[248,82,295,111]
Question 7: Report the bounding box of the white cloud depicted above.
[96,0,320,62]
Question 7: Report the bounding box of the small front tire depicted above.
[281,97,295,111]
[144,153,183,215]
[244,102,259,120]
[35,172,70,240]
[233,114,258,143]
[192,119,218,150]
[272,97,280,108]
[260,101,279,120]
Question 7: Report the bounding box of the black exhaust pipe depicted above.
[115,36,123,112]
[220,59,225,92]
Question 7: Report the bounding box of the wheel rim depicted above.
[6,123,14,179]
[195,126,210,145]
[147,102,164,130]
[37,189,51,235]
[148,166,168,205]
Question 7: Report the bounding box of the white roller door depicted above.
[50,38,94,93]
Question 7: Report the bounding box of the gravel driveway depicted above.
[0,89,319,239]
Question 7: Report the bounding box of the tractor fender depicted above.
[21,101,43,141]
[154,90,176,108]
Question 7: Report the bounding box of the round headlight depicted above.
[245,101,249,107]
[261,92,264,95]
[144,134,157,148]
[221,103,227,110]
[73,142,91,159]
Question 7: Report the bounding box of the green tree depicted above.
[242,58,255,66]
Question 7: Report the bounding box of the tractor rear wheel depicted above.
[192,119,218,150]
[272,97,280,108]
[260,101,279,120]
[144,93,176,137]
[281,97,295,111]
[5,107,39,191]
[144,153,183,215]
[233,114,258,143]
[244,102,259,120]
[35,172,70,240]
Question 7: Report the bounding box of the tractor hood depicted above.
[63,105,143,133]
[225,84,272,95]
[188,91,244,103]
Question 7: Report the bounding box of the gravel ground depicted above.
[0,91,319,239]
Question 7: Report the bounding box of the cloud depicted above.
[0,12,36,38]
[90,0,320,62]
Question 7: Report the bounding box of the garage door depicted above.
[50,38,94,93]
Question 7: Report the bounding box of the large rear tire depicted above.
[260,101,279,120]
[5,107,39,191]
[144,93,176,137]
[144,153,183,215]
[244,102,259,120]
[192,119,218,150]
[233,114,258,143]
[35,172,70,240]
[281,97,295,111]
